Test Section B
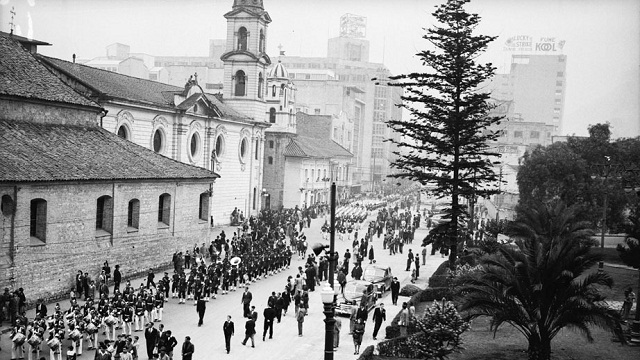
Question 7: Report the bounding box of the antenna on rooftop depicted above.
[9,7,16,35]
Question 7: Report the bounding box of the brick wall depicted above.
[0,180,211,303]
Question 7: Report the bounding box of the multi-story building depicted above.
[487,53,567,135]
[278,14,402,192]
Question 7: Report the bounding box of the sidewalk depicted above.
[0,223,240,335]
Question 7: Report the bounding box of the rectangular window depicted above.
[199,193,210,221]
[514,131,523,138]
[128,199,140,229]
[255,139,259,160]
[374,85,387,98]
[314,109,321,115]
[269,140,274,149]
[555,90,562,96]
[530,131,540,139]
[158,194,171,226]
[252,188,256,210]
[557,71,564,77]
[30,199,47,242]
[556,81,563,87]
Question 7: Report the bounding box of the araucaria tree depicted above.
[386,0,502,267]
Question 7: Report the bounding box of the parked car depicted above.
[335,280,377,316]
[362,265,393,297]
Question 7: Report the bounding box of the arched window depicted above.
[280,84,285,96]
[272,85,276,97]
[96,195,113,234]
[215,134,225,157]
[234,70,246,96]
[189,132,201,161]
[269,108,276,123]
[117,125,129,140]
[258,72,264,99]
[199,192,210,221]
[128,199,140,229]
[30,198,47,242]
[259,29,265,53]
[237,27,248,51]
[158,193,171,226]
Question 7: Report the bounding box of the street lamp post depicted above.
[321,285,336,360]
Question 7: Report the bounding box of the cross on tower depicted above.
[9,7,16,35]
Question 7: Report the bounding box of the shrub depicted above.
[428,274,449,288]
[406,300,470,360]
[385,324,401,339]
[377,334,422,358]
[400,284,422,297]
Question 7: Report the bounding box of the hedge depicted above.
[357,345,375,360]
[399,284,422,297]
[428,260,450,288]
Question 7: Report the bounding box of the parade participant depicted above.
[223,315,234,354]
[155,288,164,321]
[372,303,386,340]
[181,336,194,360]
[241,317,256,348]
[47,331,62,360]
[122,302,133,335]
[11,318,26,360]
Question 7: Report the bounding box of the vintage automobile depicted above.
[362,265,393,297]
[335,280,377,316]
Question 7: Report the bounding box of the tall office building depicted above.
[279,14,402,192]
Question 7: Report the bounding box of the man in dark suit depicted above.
[196,298,206,326]
[262,305,276,340]
[390,277,400,305]
[144,322,160,360]
[372,303,387,340]
[241,317,256,348]
[223,315,234,354]
[113,265,122,293]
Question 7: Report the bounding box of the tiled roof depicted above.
[0,35,98,108]
[38,55,182,107]
[0,120,219,182]
[296,112,332,138]
[283,135,352,159]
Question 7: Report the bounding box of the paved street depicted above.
[0,209,446,360]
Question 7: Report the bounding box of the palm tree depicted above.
[456,201,621,360]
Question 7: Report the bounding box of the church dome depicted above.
[233,0,263,10]
[268,61,289,79]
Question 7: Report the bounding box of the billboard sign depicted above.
[504,35,565,53]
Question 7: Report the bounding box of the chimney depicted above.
[72,54,76,63]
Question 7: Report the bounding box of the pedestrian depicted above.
[352,318,365,355]
[390,277,400,306]
[103,261,111,285]
[144,322,160,360]
[241,317,256,347]
[405,249,414,271]
[333,317,342,349]
[113,265,122,293]
[351,263,362,281]
[421,246,427,265]
[372,303,386,340]
[296,307,306,336]
[368,245,375,264]
[621,287,636,321]
[337,269,347,293]
[241,287,253,318]
[223,315,234,354]
[356,303,368,323]
[181,336,194,360]
[196,298,206,326]
[349,306,357,334]
[262,305,276,340]
[414,256,420,278]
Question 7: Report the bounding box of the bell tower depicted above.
[221,0,272,120]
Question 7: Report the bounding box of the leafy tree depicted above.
[457,201,621,360]
[617,214,640,321]
[385,0,502,268]
[517,123,640,233]
[407,300,470,360]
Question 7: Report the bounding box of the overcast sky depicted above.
[1,0,638,138]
